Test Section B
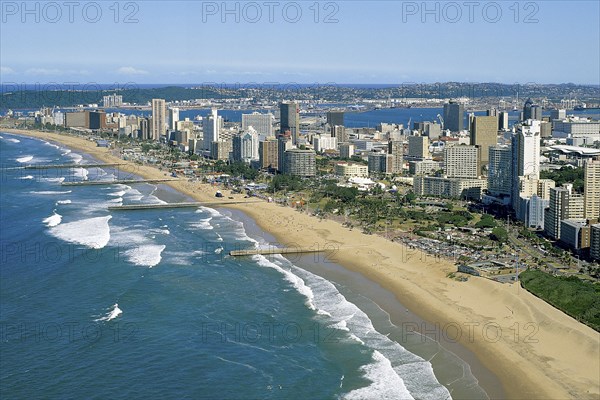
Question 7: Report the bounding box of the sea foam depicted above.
[95,303,122,322]
[43,212,62,227]
[125,244,166,267]
[31,190,73,195]
[49,215,112,249]
[16,155,33,163]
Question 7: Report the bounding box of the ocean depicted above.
[0,132,492,399]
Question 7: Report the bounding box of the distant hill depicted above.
[1,82,598,110]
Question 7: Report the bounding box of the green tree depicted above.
[491,227,508,243]
[475,214,497,229]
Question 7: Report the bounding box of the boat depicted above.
[215,190,223,198]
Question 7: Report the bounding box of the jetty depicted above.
[107,200,261,211]
[22,163,126,170]
[62,179,176,186]
[229,247,327,256]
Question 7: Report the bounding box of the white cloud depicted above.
[25,68,62,76]
[0,66,15,75]
[117,66,149,75]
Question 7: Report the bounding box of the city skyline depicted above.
[1,1,599,84]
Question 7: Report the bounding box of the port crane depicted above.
[436,114,444,130]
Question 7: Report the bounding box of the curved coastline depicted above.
[4,128,599,400]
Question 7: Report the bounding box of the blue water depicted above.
[0,132,491,399]
[101,107,600,130]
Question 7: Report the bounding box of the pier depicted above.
[22,163,126,170]
[107,200,261,210]
[229,247,327,256]
[62,179,176,186]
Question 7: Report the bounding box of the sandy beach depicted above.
[6,128,600,399]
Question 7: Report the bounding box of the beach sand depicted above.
[7,129,600,399]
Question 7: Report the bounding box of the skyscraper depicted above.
[512,120,541,212]
[584,158,600,221]
[151,98,166,140]
[544,185,585,240]
[523,98,534,120]
[339,143,355,159]
[387,140,404,174]
[202,108,222,151]
[499,112,510,131]
[332,125,348,143]
[259,138,279,171]
[168,107,180,131]
[232,128,259,163]
[531,105,543,121]
[443,101,464,132]
[408,135,430,159]
[488,145,512,197]
[470,115,498,175]
[284,149,316,177]
[326,111,344,127]
[280,102,300,145]
[368,152,394,175]
[242,112,274,139]
[277,135,293,174]
[444,145,479,179]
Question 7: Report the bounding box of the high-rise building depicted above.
[540,121,552,138]
[242,112,274,139]
[138,118,150,140]
[332,125,348,143]
[560,220,590,251]
[277,135,293,173]
[313,135,338,153]
[486,108,498,117]
[443,101,465,132]
[151,99,166,140]
[259,138,279,170]
[284,149,316,177]
[409,160,441,176]
[551,109,567,120]
[326,111,344,127]
[444,145,479,179]
[522,195,549,229]
[488,145,512,197]
[523,98,534,120]
[499,112,510,131]
[102,94,123,108]
[88,111,106,130]
[339,143,355,159]
[415,121,442,140]
[544,185,585,240]
[413,176,487,200]
[280,102,300,145]
[408,135,430,159]
[202,108,222,151]
[512,120,541,211]
[368,152,394,175]
[232,128,259,163]
[531,105,543,121]
[168,107,179,131]
[584,158,600,221]
[387,140,404,174]
[210,140,232,161]
[591,224,600,260]
[470,116,498,175]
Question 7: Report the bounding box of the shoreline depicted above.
[5,128,600,399]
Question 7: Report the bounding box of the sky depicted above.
[1,0,599,85]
